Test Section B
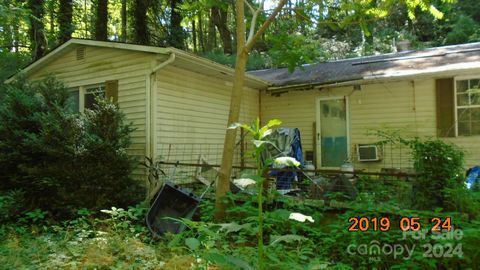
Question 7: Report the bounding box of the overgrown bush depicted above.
[0,190,25,222]
[0,205,173,270]
[0,77,141,218]
[409,139,465,209]
[374,131,465,210]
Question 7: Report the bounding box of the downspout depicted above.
[146,52,176,160]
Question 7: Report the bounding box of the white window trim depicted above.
[69,83,105,113]
[454,75,480,137]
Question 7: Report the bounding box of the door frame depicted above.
[315,96,351,169]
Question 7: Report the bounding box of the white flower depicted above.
[289,212,314,223]
[274,157,301,167]
[233,178,256,188]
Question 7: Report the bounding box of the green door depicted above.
[317,97,349,167]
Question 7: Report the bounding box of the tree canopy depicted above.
[1,0,478,81]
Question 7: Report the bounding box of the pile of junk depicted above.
[146,128,358,237]
[259,127,357,199]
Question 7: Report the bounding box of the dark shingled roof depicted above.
[249,42,480,87]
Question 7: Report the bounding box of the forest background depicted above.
[1,0,480,82]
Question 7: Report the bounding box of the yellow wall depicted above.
[28,46,156,178]
[155,65,259,177]
[261,79,479,170]
[27,45,263,184]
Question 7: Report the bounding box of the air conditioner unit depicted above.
[357,144,382,162]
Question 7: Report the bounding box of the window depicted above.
[84,85,106,110]
[455,78,480,136]
[68,84,105,113]
[68,88,80,112]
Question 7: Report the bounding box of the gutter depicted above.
[152,52,176,74]
[266,77,364,94]
[146,52,176,160]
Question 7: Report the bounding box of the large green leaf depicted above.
[185,237,200,251]
[266,119,282,128]
[205,253,254,270]
[270,234,307,246]
[218,222,253,234]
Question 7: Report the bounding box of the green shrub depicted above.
[0,190,25,222]
[0,77,141,218]
[408,138,465,210]
[445,15,479,45]
[374,130,465,210]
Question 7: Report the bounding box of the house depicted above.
[8,39,480,176]
[6,39,266,180]
[251,42,480,171]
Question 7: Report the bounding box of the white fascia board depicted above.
[70,39,169,54]
[363,62,480,81]
[4,39,169,84]
[5,39,269,90]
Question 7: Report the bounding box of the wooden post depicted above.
[240,129,245,168]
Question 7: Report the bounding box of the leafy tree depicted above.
[168,0,185,48]
[121,0,127,41]
[445,15,479,45]
[216,0,288,221]
[27,0,46,60]
[58,0,74,43]
[0,51,30,82]
[132,0,150,44]
[210,3,233,54]
[0,77,140,217]
[94,0,108,40]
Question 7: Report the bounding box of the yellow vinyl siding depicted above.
[155,65,259,168]
[445,136,480,169]
[261,79,480,170]
[28,46,155,179]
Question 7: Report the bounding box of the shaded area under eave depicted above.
[249,42,480,87]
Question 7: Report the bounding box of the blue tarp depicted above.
[466,166,480,190]
[263,128,305,190]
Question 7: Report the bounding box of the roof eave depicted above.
[266,63,480,93]
[4,39,170,84]
[165,47,270,89]
[5,39,269,89]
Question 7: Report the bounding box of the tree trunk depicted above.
[48,0,55,34]
[95,0,108,41]
[27,0,46,60]
[4,23,13,51]
[215,0,287,222]
[58,0,73,43]
[211,6,233,54]
[192,19,197,52]
[121,0,127,42]
[168,0,184,49]
[206,10,216,51]
[198,11,205,52]
[13,23,20,52]
[133,0,149,44]
[214,0,247,222]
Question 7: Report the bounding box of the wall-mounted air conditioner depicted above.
[357,144,382,162]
